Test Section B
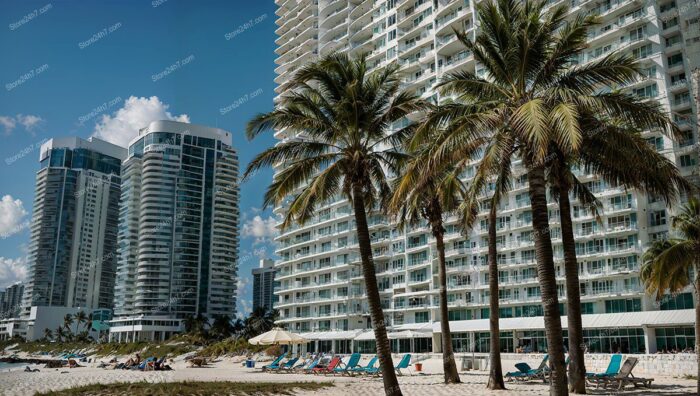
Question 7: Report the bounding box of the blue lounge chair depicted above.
[285,358,309,372]
[586,354,622,379]
[505,354,549,382]
[333,353,361,375]
[261,353,287,372]
[301,358,321,373]
[271,357,298,372]
[350,356,378,375]
[394,354,411,375]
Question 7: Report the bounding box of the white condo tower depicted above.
[110,120,239,342]
[271,0,699,355]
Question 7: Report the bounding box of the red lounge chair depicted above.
[312,356,341,375]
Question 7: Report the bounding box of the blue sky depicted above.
[0,0,280,316]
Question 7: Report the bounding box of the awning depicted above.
[298,330,363,340]
[433,309,695,333]
[390,330,432,339]
[353,329,432,341]
[354,331,376,341]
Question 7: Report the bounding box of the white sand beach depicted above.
[0,354,695,395]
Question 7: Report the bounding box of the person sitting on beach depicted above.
[67,359,81,368]
[123,353,141,369]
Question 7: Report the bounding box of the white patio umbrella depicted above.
[248,327,309,345]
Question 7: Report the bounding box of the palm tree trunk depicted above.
[487,204,506,389]
[432,219,461,384]
[527,167,568,395]
[559,188,586,393]
[352,184,401,396]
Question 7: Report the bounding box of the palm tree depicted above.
[244,307,276,338]
[43,328,53,342]
[232,318,245,338]
[184,313,208,336]
[548,115,689,393]
[431,126,513,389]
[420,0,679,392]
[54,326,65,343]
[642,198,700,392]
[74,311,88,333]
[210,315,233,339]
[389,139,476,384]
[244,52,426,396]
[63,314,74,333]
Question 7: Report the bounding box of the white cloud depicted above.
[242,215,278,244]
[0,256,27,289]
[238,299,252,316]
[236,277,252,316]
[16,114,43,134]
[0,195,28,238]
[0,116,16,134]
[0,114,43,135]
[91,96,190,147]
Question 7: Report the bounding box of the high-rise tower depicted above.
[110,120,239,342]
[22,137,126,314]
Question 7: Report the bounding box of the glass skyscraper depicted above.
[21,137,126,314]
[110,120,239,342]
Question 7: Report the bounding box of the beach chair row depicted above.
[261,353,412,376]
[505,353,653,391]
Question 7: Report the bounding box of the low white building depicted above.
[0,317,27,340]
[0,306,101,341]
[108,316,183,343]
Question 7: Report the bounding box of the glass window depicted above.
[660,292,694,310]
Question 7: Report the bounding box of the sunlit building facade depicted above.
[273,0,699,354]
[21,137,126,314]
[110,120,239,342]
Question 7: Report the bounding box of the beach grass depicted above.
[2,335,269,361]
[34,381,333,395]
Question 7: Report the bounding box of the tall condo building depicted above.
[0,283,24,319]
[21,137,126,315]
[110,120,239,342]
[253,259,277,310]
[272,0,699,355]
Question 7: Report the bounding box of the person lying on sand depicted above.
[24,366,40,372]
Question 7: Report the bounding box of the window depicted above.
[660,292,694,310]
[448,309,471,321]
[650,210,667,226]
[631,44,653,59]
[500,307,513,318]
[656,327,695,352]
[680,154,697,168]
[580,328,645,353]
[646,136,663,151]
[415,311,429,323]
[451,332,471,352]
[605,298,641,313]
[629,25,646,41]
[581,302,595,314]
[515,305,543,317]
[663,17,679,30]
[667,53,683,67]
[632,83,657,98]
[527,287,541,298]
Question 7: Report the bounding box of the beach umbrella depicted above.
[248,327,309,345]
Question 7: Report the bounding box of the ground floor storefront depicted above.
[290,309,695,356]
